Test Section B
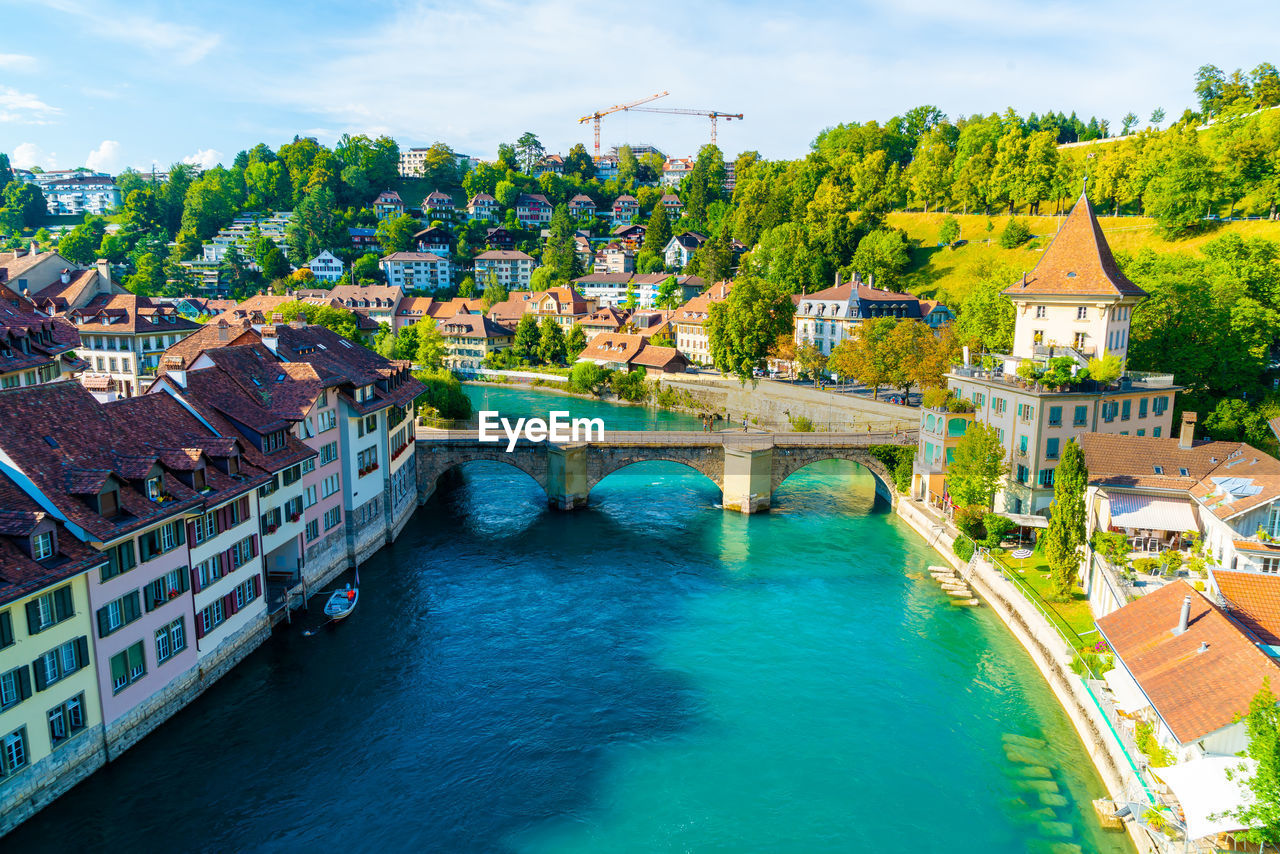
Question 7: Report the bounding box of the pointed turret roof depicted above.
[1003,194,1146,299]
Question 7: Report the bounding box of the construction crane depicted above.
[579,91,669,155]
[626,107,744,146]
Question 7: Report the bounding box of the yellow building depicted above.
[0,484,108,836]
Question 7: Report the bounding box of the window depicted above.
[1048,406,1061,427]
[262,430,286,453]
[102,540,137,581]
[319,441,338,466]
[1,666,32,710]
[1038,468,1055,487]
[1073,405,1088,427]
[195,554,224,588]
[324,507,342,531]
[1261,557,1280,574]
[301,458,316,475]
[258,475,279,499]
[1121,399,1132,421]
[1139,397,1149,419]
[284,496,303,521]
[96,591,142,637]
[1154,427,1162,438]
[1137,429,1145,436]
[1153,396,1169,415]
[199,599,226,635]
[1154,465,1165,475]
[1018,435,1029,457]
[47,693,86,747]
[1046,438,1060,459]
[357,447,378,475]
[319,410,337,432]
[1016,464,1028,484]
[109,642,146,693]
[0,610,12,649]
[234,577,259,610]
[146,476,162,501]
[1076,306,1087,320]
[32,531,53,561]
[34,637,88,690]
[139,520,185,560]
[231,536,257,569]
[1,728,28,779]
[993,398,1006,415]
[303,486,317,508]
[155,618,186,664]
[1033,330,1044,345]
[1073,332,1087,350]
[281,464,302,486]
[1102,401,1117,422]
[194,511,218,544]
[322,474,340,498]
[357,413,378,438]
[26,585,74,634]
[305,519,320,542]
[1035,305,1046,319]
[144,567,190,611]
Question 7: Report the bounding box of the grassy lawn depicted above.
[989,549,1098,652]
[887,211,1280,308]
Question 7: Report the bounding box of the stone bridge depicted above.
[414,429,916,513]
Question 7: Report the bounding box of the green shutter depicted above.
[0,611,12,648]
[109,651,126,689]
[174,521,186,546]
[139,532,153,562]
[54,586,74,621]
[16,667,30,701]
[123,592,141,624]
[97,606,112,638]
[25,600,41,634]
[32,656,47,691]
[75,636,89,671]
[177,568,190,594]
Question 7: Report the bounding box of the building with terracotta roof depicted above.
[662,158,693,187]
[156,316,261,375]
[0,467,107,835]
[475,250,536,290]
[0,287,86,390]
[328,284,407,326]
[379,252,450,292]
[919,192,1179,515]
[660,193,683,220]
[1096,580,1280,760]
[576,333,687,373]
[610,195,639,225]
[373,190,405,221]
[1212,569,1280,646]
[590,242,633,275]
[917,299,955,328]
[486,292,536,328]
[65,294,201,399]
[438,313,514,371]
[568,194,597,220]
[412,226,451,257]
[528,286,589,331]
[632,273,704,310]
[579,306,629,341]
[794,271,925,357]
[0,250,122,314]
[467,193,499,223]
[609,222,645,248]
[673,280,732,366]
[514,193,552,228]
[422,190,455,218]
[573,272,634,307]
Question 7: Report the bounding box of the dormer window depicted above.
[146,476,162,501]
[32,531,54,561]
[226,455,240,476]
[192,468,206,491]
[1153,466,1164,475]
[99,488,120,518]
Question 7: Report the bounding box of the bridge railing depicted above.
[415,428,918,447]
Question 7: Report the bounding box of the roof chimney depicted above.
[868,273,875,289]
[60,269,71,285]
[1173,594,1192,635]
[834,270,842,288]
[95,258,111,287]
[217,319,229,341]
[1197,641,1210,654]
[1179,412,1197,449]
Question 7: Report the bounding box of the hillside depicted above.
[888,211,1280,307]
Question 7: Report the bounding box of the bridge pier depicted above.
[721,444,773,514]
[546,444,589,510]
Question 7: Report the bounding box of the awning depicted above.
[1103,667,1151,714]
[999,512,1049,529]
[1106,493,1198,532]
[1155,755,1258,840]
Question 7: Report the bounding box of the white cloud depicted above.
[86,140,123,173]
[11,143,57,171]
[40,0,221,65]
[0,86,61,124]
[0,54,37,71]
[183,148,223,169]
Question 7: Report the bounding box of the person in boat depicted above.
[346,587,355,602]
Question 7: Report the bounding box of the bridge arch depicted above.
[770,449,897,505]
[585,456,725,495]
[416,446,550,502]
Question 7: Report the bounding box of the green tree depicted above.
[351,252,382,284]
[906,127,954,213]
[494,179,517,209]
[1143,125,1213,238]
[57,218,107,265]
[623,282,638,310]
[512,313,540,363]
[947,421,1008,510]
[457,276,475,297]
[1121,112,1139,135]
[1227,680,1280,848]
[851,228,910,289]
[1194,64,1226,117]
[795,343,827,385]
[565,323,588,359]
[287,185,343,263]
[515,132,545,173]
[642,205,672,255]
[124,252,166,296]
[537,317,567,365]
[541,204,581,283]
[939,215,961,246]
[617,145,638,187]
[706,274,796,383]
[376,213,420,253]
[998,218,1032,248]
[564,143,595,179]
[260,245,291,282]
[655,275,682,309]
[1045,440,1088,597]
[954,259,1017,352]
[1149,107,1166,126]
[481,274,509,309]
[568,360,608,394]
[2,181,46,226]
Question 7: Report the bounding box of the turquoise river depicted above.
[8,385,1132,853]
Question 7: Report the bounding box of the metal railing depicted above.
[416,428,917,447]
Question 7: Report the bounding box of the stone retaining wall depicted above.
[657,375,918,431]
[0,723,106,837]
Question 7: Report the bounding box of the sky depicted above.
[2,0,1279,173]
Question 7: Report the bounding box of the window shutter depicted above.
[178,568,190,594]
[223,547,235,573]
[124,592,141,623]
[239,496,249,518]
[0,611,11,647]
[224,592,237,615]
[55,586,74,620]
[24,601,40,634]
[32,658,47,691]
[250,536,259,558]
[74,636,89,671]
[139,532,154,562]
[97,607,111,638]
[187,521,196,544]
[253,575,261,597]
[194,611,205,639]
[190,567,202,594]
[16,667,31,701]
[175,521,186,546]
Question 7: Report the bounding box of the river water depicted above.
[9,385,1131,853]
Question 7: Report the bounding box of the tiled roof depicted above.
[1079,434,1227,492]
[674,281,734,325]
[1096,580,1280,743]
[67,294,200,336]
[157,317,260,374]
[1003,193,1147,299]
[630,344,688,370]
[1190,447,1280,521]
[199,345,334,421]
[1213,569,1280,645]
[0,471,106,608]
[329,285,406,306]
[428,298,484,318]
[581,306,628,329]
[573,272,634,286]
[395,297,437,317]
[267,325,425,413]
[438,314,513,339]
[577,333,647,364]
[0,298,82,374]
[475,250,534,261]
[381,252,446,262]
